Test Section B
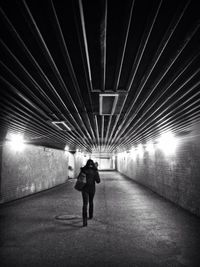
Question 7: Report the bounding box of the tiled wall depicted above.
[117,123,200,217]
[1,143,69,203]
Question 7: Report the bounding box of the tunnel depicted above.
[0,0,200,266]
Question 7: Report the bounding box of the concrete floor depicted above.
[1,171,200,267]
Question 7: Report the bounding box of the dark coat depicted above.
[81,166,100,193]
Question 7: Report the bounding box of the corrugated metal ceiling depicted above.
[0,0,200,153]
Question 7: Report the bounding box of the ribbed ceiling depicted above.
[0,0,200,153]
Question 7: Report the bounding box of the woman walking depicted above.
[80,159,100,226]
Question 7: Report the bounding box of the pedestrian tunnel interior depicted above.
[0,123,200,219]
[0,0,200,219]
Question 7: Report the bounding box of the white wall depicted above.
[1,143,69,203]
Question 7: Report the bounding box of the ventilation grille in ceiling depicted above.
[99,94,119,115]
[51,121,71,131]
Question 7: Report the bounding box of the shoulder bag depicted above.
[74,172,86,191]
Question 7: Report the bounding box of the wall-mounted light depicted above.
[137,144,144,158]
[76,149,83,154]
[146,141,155,154]
[118,151,126,159]
[130,147,137,160]
[8,133,25,152]
[157,131,178,155]
[64,145,69,156]
[64,145,69,151]
[130,147,135,154]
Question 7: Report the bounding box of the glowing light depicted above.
[137,144,144,157]
[130,147,135,154]
[118,151,126,159]
[130,147,136,160]
[76,148,81,154]
[64,145,69,156]
[64,145,69,151]
[146,141,155,153]
[8,133,25,152]
[157,131,178,155]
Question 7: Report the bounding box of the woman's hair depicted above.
[85,159,95,168]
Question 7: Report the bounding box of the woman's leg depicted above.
[88,191,95,219]
[82,191,88,226]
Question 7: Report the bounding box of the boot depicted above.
[83,217,87,227]
[89,204,93,219]
[82,206,87,226]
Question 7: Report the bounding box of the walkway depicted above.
[1,171,200,267]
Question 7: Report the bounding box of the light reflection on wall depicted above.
[118,131,179,159]
[7,133,26,152]
[130,147,137,160]
[137,144,144,158]
[64,145,69,156]
[145,141,155,154]
[156,131,178,155]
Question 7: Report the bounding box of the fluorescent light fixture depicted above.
[8,133,25,152]
[99,94,119,115]
[52,121,71,131]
